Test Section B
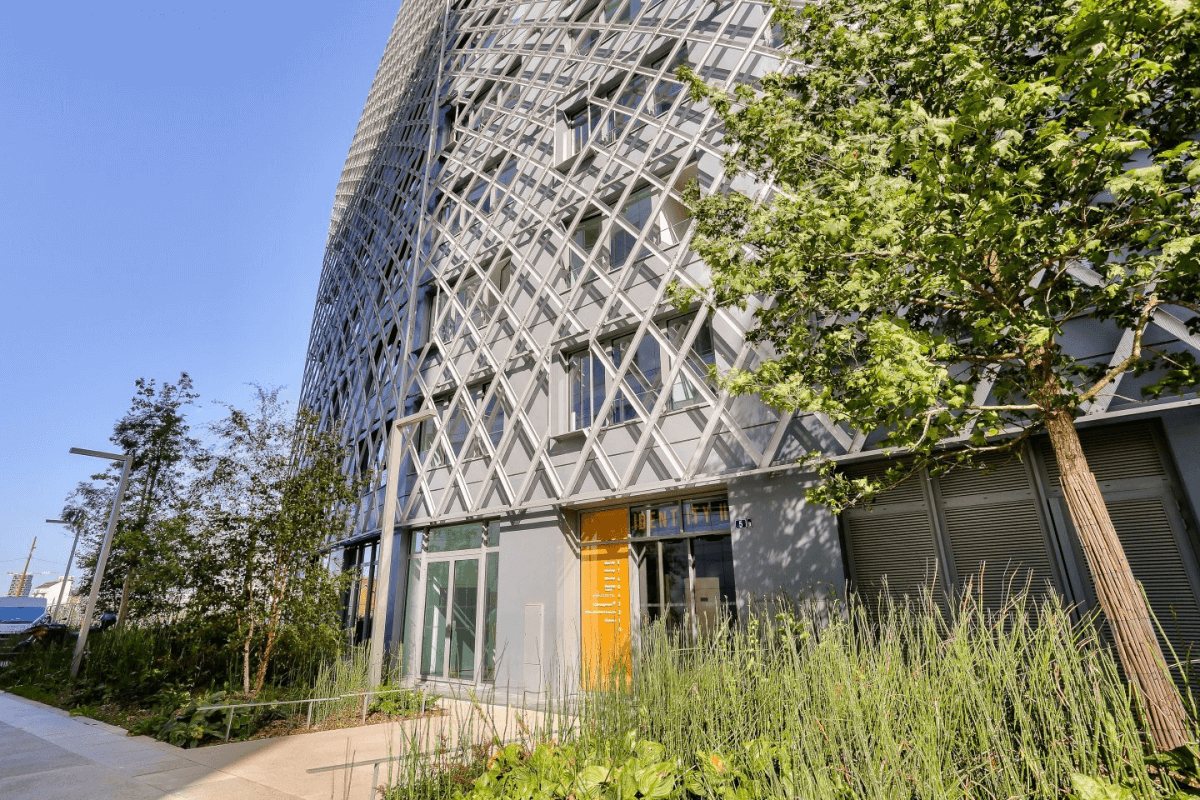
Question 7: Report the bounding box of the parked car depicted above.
[0,597,49,636]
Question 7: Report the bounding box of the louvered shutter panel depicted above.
[934,456,1062,610]
[1039,421,1200,671]
[841,470,945,601]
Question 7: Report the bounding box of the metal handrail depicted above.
[195,685,432,742]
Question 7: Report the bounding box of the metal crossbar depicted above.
[195,686,430,742]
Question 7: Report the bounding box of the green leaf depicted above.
[1070,773,1135,800]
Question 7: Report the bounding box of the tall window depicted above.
[470,382,507,457]
[565,104,603,156]
[603,0,643,23]
[611,188,654,268]
[649,51,685,115]
[609,332,662,423]
[568,348,607,430]
[417,394,469,467]
[341,540,379,645]
[406,523,501,683]
[664,313,716,410]
[570,212,604,279]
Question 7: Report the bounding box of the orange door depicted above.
[580,508,631,688]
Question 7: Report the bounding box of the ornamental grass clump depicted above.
[572,588,1192,798]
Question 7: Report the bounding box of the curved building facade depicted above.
[304,0,1200,693]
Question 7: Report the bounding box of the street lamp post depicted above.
[68,447,132,678]
[46,517,81,623]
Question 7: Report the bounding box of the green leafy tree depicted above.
[189,387,362,696]
[64,373,199,623]
[680,0,1199,749]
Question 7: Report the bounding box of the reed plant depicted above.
[393,586,1193,798]
[573,587,1187,797]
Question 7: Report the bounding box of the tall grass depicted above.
[388,587,1188,797]
[570,588,1183,797]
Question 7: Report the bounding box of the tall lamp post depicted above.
[68,447,132,678]
[46,517,81,623]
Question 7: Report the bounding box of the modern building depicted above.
[302,0,1200,694]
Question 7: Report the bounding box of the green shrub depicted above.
[370,686,432,718]
[153,690,287,748]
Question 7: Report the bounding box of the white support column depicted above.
[369,409,433,687]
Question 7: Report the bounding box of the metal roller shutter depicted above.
[936,456,1062,609]
[841,470,946,600]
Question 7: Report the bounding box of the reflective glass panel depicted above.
[420,561,450,677]
[482,552,499,681]
[692,535,737,634]
[448,559,479,680]
[683,497,729,533]
[427,523,484,552]
[611,188,653,268]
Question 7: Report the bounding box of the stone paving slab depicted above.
[0,689,548,800]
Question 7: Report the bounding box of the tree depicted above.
[190,387,362,696]
[64,374,199,624]
[680,0,1199,749]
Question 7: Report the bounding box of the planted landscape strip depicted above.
[388,589,1199,799]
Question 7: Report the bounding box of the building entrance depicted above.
[580,509,631,687]
[406,523,500,684]
[579,495,738,687]
[420,556,481,680]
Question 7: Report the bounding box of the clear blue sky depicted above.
[0,1,398,585]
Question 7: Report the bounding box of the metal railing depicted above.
[195,685,433,742]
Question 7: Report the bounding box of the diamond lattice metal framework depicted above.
[301,0,1200,544]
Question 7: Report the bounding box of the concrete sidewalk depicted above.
[0,690,546,800]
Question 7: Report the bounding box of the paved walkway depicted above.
[0,690,550,800]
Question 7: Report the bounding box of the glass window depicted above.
[447,559,479,679]
[603,0,642,22]
[466,177,492,213]
[692,535,737,635]
[420,561,450,676]
[665,314,716,410]
[649,52,685,115]
[434,286,463,344]
[617,73,648,110]
[444,397,470,460]
[417,396,453,467]
[482,552,500,681]
[427,523,484,552]
[341,540,379,645]
[481,384,507,451]
[683,497,730,533]
[611,188,654,268]
[569,349,606,430]
[566,104,602,156]
[609,332,661,423]
[631,499,736,640]
[570,212,604,279]
[630,502,681,537]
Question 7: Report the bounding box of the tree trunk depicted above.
[242,622,254,696]
[116,569,134,626]
[1045,409,1190,750]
